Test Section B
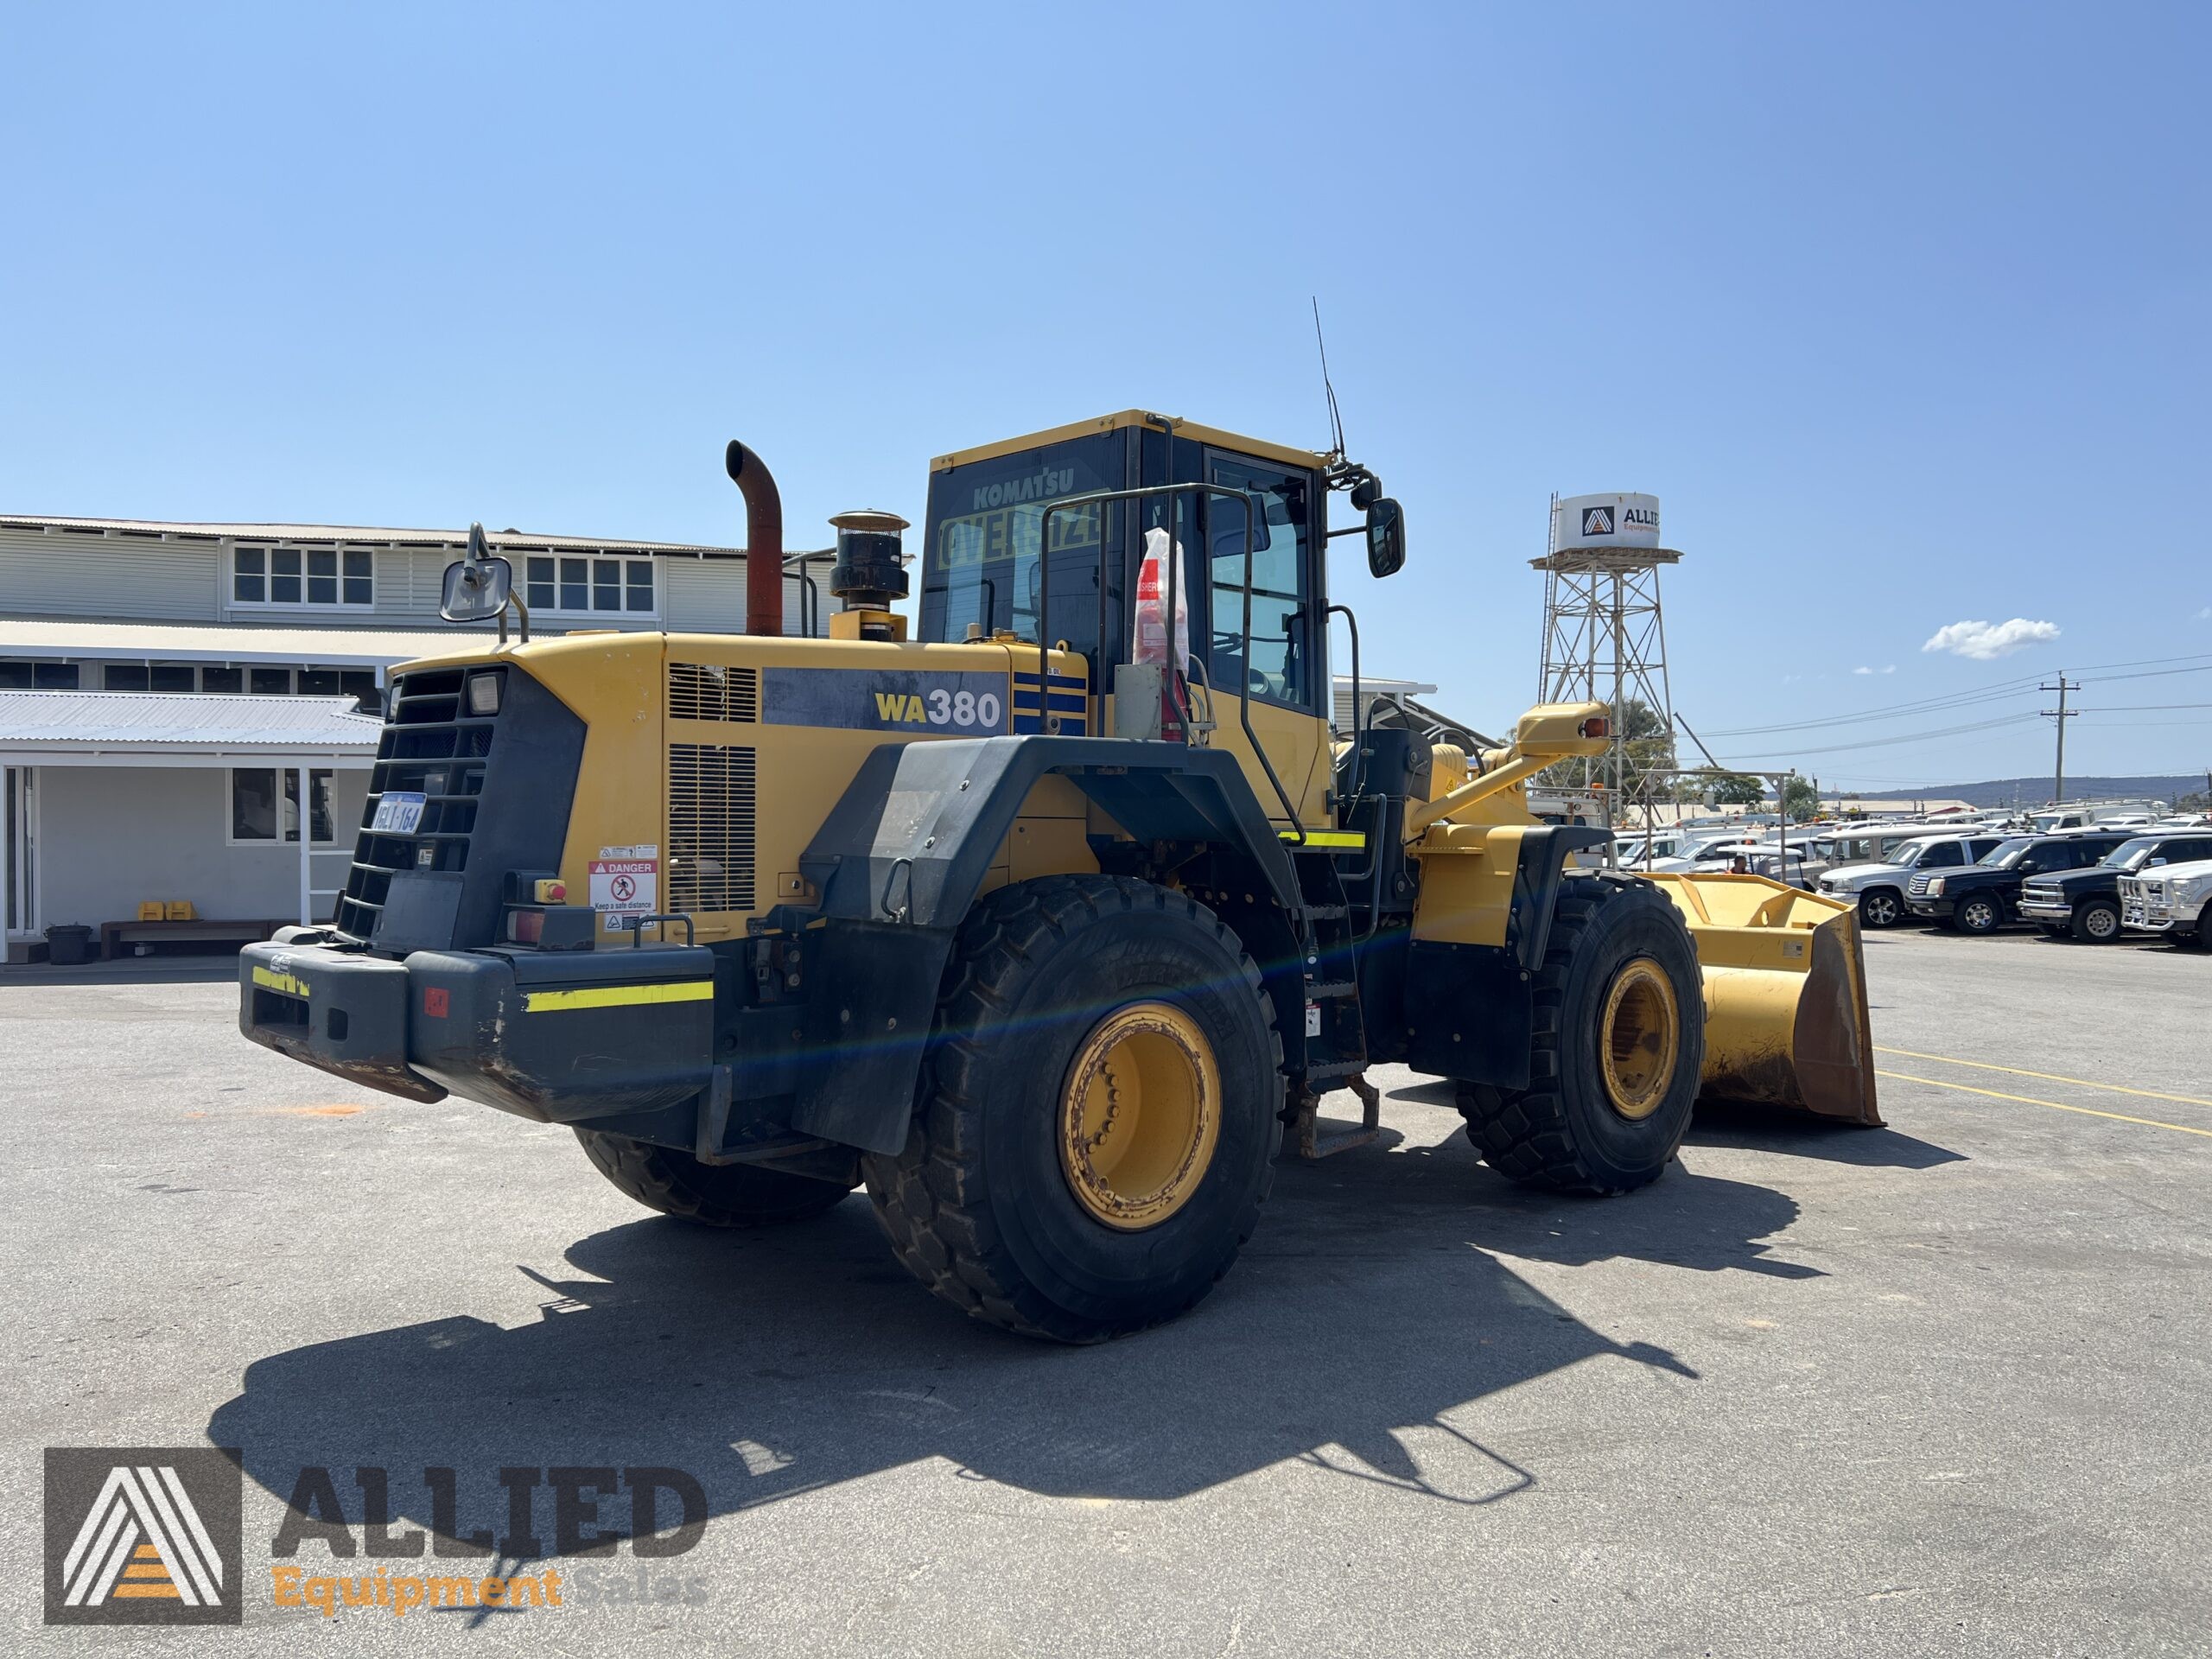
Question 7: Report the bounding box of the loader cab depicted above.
[919,411,1381,828]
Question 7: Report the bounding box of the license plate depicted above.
[372,791,426,834]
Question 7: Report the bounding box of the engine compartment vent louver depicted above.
[669,663,759,722]
[668,743,757,913]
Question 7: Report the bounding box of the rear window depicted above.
[921,435,1121,649]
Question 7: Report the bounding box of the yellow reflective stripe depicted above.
[1283,830,1366,849]
[521,981,714,1014]
[251,966,310,997]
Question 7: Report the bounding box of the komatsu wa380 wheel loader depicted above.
[238,411,1879,1342]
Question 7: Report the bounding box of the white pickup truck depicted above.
[1816,833,2006,929]
[2118,856,2212,947]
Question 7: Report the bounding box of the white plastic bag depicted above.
[1133,525,1191,673]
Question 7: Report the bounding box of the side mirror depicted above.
[2149,856,2168,868]
[441,553,514,622]
[1365,498,1406,578]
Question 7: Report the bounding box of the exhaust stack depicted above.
[724,440,785,637]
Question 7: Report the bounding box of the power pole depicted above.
[2039,674,2079,803]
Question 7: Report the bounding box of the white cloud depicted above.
[1851,664,1899,676]
[1921,619,2060,661]
[2198,606,2211,621]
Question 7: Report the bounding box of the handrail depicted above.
[1326,601,1362,817]
[1039,481,1306,841]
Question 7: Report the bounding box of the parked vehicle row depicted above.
[1609,811,2212,949]
[1896,828,2212,943]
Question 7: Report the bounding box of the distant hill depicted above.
[1853,775,2208,810]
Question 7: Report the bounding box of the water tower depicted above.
[1532,493,1681,822]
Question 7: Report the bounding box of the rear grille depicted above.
[668,743,756,912]
[334,665,498,940]
[669,663,758,722]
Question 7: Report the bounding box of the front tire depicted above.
[2071,899,2121,943]
[1954,894,2004,933]
[575,1130,855,1227]
[1457,875,1707,1195]
[1857,888,1904,929]
[864,875,1282,1343]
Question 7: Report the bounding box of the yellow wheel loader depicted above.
[238,410,1878,1343]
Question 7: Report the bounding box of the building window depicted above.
[233,545,372,607]
[251,667,293,696]
[0,661,82,689]
[202,665,243,694]
[104,664,149,692]
[524,554,655,615]
[230,768,337,845]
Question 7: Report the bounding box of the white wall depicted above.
[35,765,367,928]
[0,529,220,621]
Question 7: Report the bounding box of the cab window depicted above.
[1204,455,1313,709]
[1919,842,1964,868]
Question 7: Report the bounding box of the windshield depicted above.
[2102,838,2159,870]
[1891,841,1935,869]
[1982,837,2034,868]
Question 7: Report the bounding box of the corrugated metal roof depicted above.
[0,616,483,664]
[0,513,836,562]
[0,690,382,750]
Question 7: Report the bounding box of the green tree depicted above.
[1779,776,1819,822]
[1705,772,1766,807]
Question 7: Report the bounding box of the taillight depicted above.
[506,908,545,944]
[1580,716,1610,739]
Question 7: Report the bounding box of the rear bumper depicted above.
[239,938,717,1123]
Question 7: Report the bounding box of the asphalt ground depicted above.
[4,924,2210,1656]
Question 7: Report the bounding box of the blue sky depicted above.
[4,3,2206,791]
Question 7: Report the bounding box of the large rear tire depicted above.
[576,1130,855,1228]
[864,874,1282,1343]
[1457,875,1706,1195]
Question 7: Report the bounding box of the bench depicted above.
[99,918,293,960]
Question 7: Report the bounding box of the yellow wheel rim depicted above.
[1058,1001,1220,1230]
[1599,959,1681,1122]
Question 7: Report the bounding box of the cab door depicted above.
[1198,452,1329,829]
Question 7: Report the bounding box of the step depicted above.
[1305,981,1359,1001]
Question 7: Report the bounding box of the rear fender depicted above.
[784,735,1306,1154]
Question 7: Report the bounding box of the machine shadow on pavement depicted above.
[207,1129,1839,1544]
[1685,1103,1966,1171]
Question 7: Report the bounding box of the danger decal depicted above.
[591,843,659,933]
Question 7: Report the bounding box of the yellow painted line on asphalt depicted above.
[1877,1071,2212,1141]
[1875,1046,2212,1110]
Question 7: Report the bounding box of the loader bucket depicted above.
[1638,873,1883,1127]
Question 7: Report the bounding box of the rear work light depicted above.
[467,672,502,715]
[1580,716,1610,739]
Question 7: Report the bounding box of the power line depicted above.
[1700,653,2212,740]
[1719,711,2041,760]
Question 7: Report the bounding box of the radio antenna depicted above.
[1312,297,1347,461]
